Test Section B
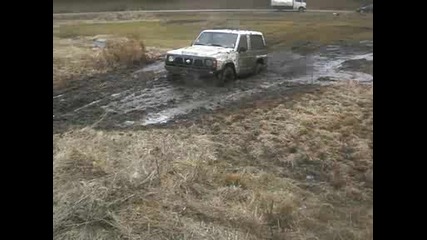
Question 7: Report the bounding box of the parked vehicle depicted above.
[271,0,307,12]
[357,4,373,13]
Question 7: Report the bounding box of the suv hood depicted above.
[167,45,234,58]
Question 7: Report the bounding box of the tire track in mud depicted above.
[53,41,372,133]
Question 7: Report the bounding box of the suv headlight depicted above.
[168,55,175,62]
[205,59,217,68]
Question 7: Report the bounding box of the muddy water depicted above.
[53,41,372,131]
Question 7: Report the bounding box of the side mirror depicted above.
[238,47,247,53]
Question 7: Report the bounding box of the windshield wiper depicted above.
[194,43,206,46]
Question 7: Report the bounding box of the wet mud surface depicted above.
[53,41,373,133]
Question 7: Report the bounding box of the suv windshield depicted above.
[194,32,238,48]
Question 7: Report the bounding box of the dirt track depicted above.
[53,41,372,133]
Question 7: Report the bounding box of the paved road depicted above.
[53,8,353,17]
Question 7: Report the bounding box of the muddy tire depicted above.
[217,65,235,86]
[298,7,305,12]
[255,62,264,75]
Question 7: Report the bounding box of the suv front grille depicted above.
[194,59,203,67]
[167,56,214,70]
[174,57,183,64]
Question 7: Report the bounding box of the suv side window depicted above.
[238,35,248,51]
[250,35,265,50]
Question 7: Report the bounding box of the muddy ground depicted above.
[53,41,373,134]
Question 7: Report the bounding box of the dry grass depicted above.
[53,82,373,240]
[94,37,147,68]
[53,36,166,90]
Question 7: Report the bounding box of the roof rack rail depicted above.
[209,27,241,30]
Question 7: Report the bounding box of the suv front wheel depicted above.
[216,65,236,86]
[255,62,265,75]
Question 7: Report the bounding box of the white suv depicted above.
[164,29,268,85]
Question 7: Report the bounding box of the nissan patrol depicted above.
[164,29,268,86]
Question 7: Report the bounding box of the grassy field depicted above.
[54,12,373,49]
[53,82,373,239]
[53,10,373,240]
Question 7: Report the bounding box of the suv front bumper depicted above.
[165,65,220,77]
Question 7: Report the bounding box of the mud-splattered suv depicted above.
[164,29,268,85]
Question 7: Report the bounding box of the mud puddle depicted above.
[53,41,373,132]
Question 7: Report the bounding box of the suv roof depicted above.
[202,29,263,35]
